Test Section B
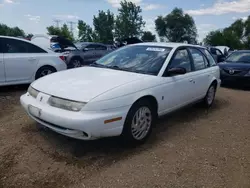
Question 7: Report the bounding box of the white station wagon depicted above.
[20,42,221,144]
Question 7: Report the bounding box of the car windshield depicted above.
[225,51,250,63]
[94,45,172,75]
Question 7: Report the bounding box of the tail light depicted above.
[59,56,65,62]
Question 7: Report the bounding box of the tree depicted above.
[93,10,115,43]
[47,25,74,41]
[61,24,74,41]
[78,20,94,42]
[141,31,156,42]
[0,24,25,37]
[203,30,224,46]
[115,0,145,39]
[155,8,197,44]
[203,17,250,49]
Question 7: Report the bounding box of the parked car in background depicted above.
[0,36,67,86]
[31,34,78,53]
[20,42,220,144]
[207,47,226,63]
[218,50,250,86]
[66,42,111,68]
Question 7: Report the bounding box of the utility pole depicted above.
[53,19,62,28]
[67,21,76,34]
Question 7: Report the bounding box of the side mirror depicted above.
[166,67,186,76]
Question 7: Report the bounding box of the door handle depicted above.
[189,79,195,83]
[28,57,36,61]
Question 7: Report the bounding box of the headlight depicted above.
[48,96,86,112]
[28,86,39,98]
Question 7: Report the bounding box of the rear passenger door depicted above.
[0,38,5,83]
[188,47,211,99]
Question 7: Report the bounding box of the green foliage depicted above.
[155,8,197,44]
[141,31,156,42]
[204,16,250,49]
[0,24,25,37]
[47,24,74,41]
[78,20,94,42]
[93,10,115,43]
[115,0,145,39]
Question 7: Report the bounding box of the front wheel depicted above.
[121,100,155,145]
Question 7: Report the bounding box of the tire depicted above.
[203,83,216,107]
[69,57,83,68]
[35,66,56,80]
[121,99,156,145]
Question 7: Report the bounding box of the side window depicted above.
[189,48,207,71]
[3,38,46,53]
[202,49,217,66]
[96,45,107,50]
[4,38,29,53]
[169,49,192,72]
[0,38,3,53]
[26,43,47,53]
[216,49,222,56]
[85,44,96,51]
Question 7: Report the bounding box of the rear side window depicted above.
[0,38,3,53]
[201,48,217,66]
[96,45,107,50]
[3,38,47,53]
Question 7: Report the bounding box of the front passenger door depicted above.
[161,48,196,112]
[83,44,98,64]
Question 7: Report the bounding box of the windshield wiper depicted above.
[89,62,108,68]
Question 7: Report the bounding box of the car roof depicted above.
[0,35,53,53]
[76,42,105,46]
[132,42,205,49]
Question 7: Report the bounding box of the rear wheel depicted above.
[121,100,156,145]
[70,57,83,68]
[203,83,216,107]
[35,66,56,80]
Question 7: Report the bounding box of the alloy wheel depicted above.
[131,106,152,140]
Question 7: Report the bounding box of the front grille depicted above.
[223,69,242,75]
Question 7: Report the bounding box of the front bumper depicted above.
[221,75,250,86]
[20,93,129,140]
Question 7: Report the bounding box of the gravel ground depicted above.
[0,85,250,188]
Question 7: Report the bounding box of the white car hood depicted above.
[32,67,147,102]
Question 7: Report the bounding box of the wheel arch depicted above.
[131,95,159,117]
[35,65,57,80]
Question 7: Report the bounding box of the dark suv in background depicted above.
[66,42,112,69]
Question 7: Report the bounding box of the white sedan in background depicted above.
[20,42,221,144]
[0,36,67,86]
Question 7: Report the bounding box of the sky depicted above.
[0,0,250,41]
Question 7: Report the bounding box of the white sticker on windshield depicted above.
[146,47,165,52]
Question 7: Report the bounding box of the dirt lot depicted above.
[0,85,250,188]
